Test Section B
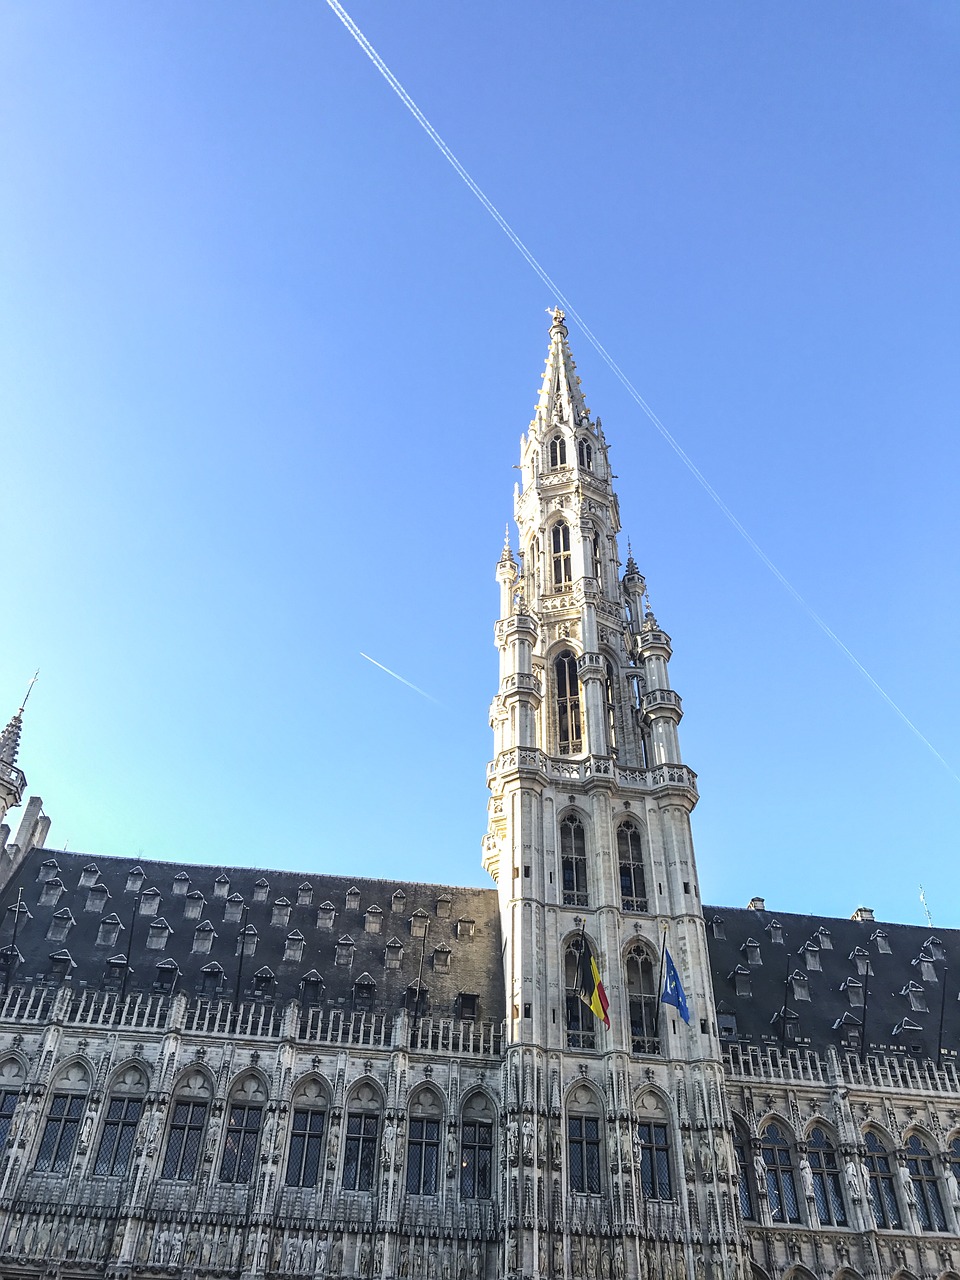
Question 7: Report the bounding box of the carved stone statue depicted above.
[522,1115,535,1162]
[316,1237,329,1276]
[799,1155,815,1199]
[506,1117,519,1164]
[446,1130,457,1177]
[753,1150,768,1194]
[359,1239,372,1277]
[553,1128,563,1167]
[698,1135,713,1178]
[442,1245,453,1280]
[897,1161,918,1209]
[381,1120,396,1169]
[373,1239,384,1276]
[285,1235,301,1271]
[585,1237,599,1279]
[329,1241,342,1277]
[553,1236,565,1277]
[396,1243,408,1278]
[713,1133,729,1177]
[185,1228,201,1265]
[613,1241,625,1279]
[506,1233,518,1274]
[170,1230,184,1267]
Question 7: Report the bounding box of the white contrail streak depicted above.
[327,0,960,787]
[359,652,439,704]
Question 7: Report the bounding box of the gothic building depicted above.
[0,312,958,1280]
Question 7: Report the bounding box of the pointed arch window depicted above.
[626,949,659,1055]
[905,1134,947,1231]
[618,820,647,913]
[460,1093,494,1200]
[161,1071,211,1182]
[733,1126,755,1220]
[285,1080,327,1189]
[560,814,587,906]
[604,661,617,752]
[342,1084,380,1192]
[591,533,602,585]
[220,1103,262,1183]
[555,651,581,755]
[807,1127,846,1226]
[564,942,595,1049]
[636,1122,672,1200]
[864,1131,902,1228]
[35,1063,89,1174]
[549,434,566,468]
[578,437,593,471]
[760,1124,800,1223]
[406,1087,443,1196]
[568,1112,602,1194]
[551,521,572,589]
[94,1065,146,1177]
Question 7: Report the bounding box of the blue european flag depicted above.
[661,949,691,1024]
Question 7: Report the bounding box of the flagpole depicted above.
[655,924,668,1051]
[779,953,792,1054]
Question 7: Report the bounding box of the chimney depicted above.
[747,896,766,912]
[851,907,875,923]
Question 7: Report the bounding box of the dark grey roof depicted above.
[704,903,960,1062]
[0,849,504,1022]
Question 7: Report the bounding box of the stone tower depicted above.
[484,311,745,1277]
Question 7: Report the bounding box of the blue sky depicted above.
[1,3,958,925]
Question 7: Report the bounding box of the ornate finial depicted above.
[18,670,39,718]
[546,306,566,329]
[499,525,515,565]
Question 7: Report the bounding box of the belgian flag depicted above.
[577,936,610,1029]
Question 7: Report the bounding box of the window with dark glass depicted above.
[551,522,572,589]
[285,1109,325,1188]
[460,1121,493,1199]
[568,1115,601,1193]
[35,1094,85,1174]
[604,661,617,752]
[807,1127,846,1226]
[626,951,659,1055]
[905,1135,947,1231]
[578,437,593,470]
[220,1104,262,1183]
[864,1131,902,1228]
[564,944,595,1050]
[94,1097,143,1176]
[342,1112,378,1191]
[161,1101,208,1181]
[560,814,587,906]
[761,1124,800,1223]
[406,1118,441,1195]
[618,821,647,912]
[733,1128,754,1220]
[0,1091,18,1148]
[636,1122,672,1199]
[549,434,566,469]
[555,651,581,754]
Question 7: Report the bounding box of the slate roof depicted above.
[0,849,504,1022]
[704,902,960,1063]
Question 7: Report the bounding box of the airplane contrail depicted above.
[359,653,439,704]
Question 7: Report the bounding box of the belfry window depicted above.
[551,521,572,589]
[460,1095,493,1199]
[591,533,602,584]
[549,434,566,468]
[560,815,587,907]
[578,437,593,470]
[564,942,595,1050]
[555,651,582,754]
[625,950,659,1055]
[617,821,647,912]
[604,661,617,752]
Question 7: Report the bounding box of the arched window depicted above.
[950,1135,960,1202]
[733,1124,755,1220]
[460,1092,494,1200]
[863,1131,902,1228]
[94,1064,147,1177]
[625,949,659,1055]
[406,1087,443,1196]
[760,1123,800,1223]
[0,1058,24,1148]
[806,1127,846,1226]
[555,651,582,754]
[551,521,572,589]
[220,1075,266,1184]
[160,1069,211,1181]
[285,1078,328,1188]
[567,1084,603,1194]
[604,661,617,752]
[591,533,602,584]
[35,1061,89,1174]
[549,434,566,468]
[578,437,593,470]
[635,1118,672,1200]
[618,821,647,912]
[342,1082,380,1192]
[564,942,595,1049]
[560,814,587,906]
[905,1134,947,1230]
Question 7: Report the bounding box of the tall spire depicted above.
[532,307,591,432]
[0,671,38,767]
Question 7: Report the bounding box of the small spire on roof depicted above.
[0,671,37,767]
[500,524,515,564]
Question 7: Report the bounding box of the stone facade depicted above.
[0,314,957,1280]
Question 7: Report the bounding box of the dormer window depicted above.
[800,943,821,972]
[104,954,127,990]
[926,937,946,962]
[850,947,873,976]
[283,931,304,963]
[730,966,752,998]
[335,936,355,966]
[410,910,429,939]
[363,906,383,934]
[184,891,205,920]
[456,918,476,940]
[353,974,376,1009]
[125,867,145,894]
[253,967,275,996]
[841,978,864,1007]
[815,927,832,950]
[790,971,810,1002]
[871,929,892,955]
[300,970,324,1002]
[224,894,245,925]
[766,920,783,944]
[96,914,123,949]
[741,939,762,967]
[237,925,258,958]
[718,1011,738,1039]
[192,922,216,955]
[577,437,593,470]
[49,949,75,980]
[172,872,190,895]
[345,887,361,912]
[435,895,451,919]
[772,1009,800,1042]
[893,1016,923,1038]
[710,916,726,940]
[200,962,225,996]
[317,902,336,930]
[391,890,406,914]
[914,952,938,983]
[38,858,59,883]
[384,938,403,970]
[213,874,230,898]
[548,434,566,468]
[154,959,179,993]
[140,889,161,918]
[901,981,927,1013]
[79,863,100,888]
[457,993,478,1020]
[297,883,313,906]
[832,1010,862,1041]
[252,879,269,903]
[433,945,451,972]
[405,984,427,1015]
[147,919,172,951]
[85,883,110,914]
[271,898,292,928]
[39,878,64,907]
[47,909,74,943]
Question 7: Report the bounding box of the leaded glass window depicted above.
[626,951,659,1055]
[618,821,647,912]
[342,1112,378,1191]
[761,1124,800,1223]
[560,814,587,906]
[460,1121,493,1199]
[555,650,581,753]
[564,943,595,1050]
[568,1115,601,1194]
[94,1097,143,1177]
[35,1094,85,1174]
[905,1134,947,1231]
[549,434,566,469]
[733,1128,754,1220]
[161,1101,207,1181]
[864,1131,902,1229]
[636,1122,672,1200]
[285,1109,325,1188]
[807,1127,846,1226]
[551,521,572,589]
[219,1104,262,1183]
[0,1091,18,1148]
[406,1118,441,1195]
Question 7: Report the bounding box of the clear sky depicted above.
[2,3,958,926]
